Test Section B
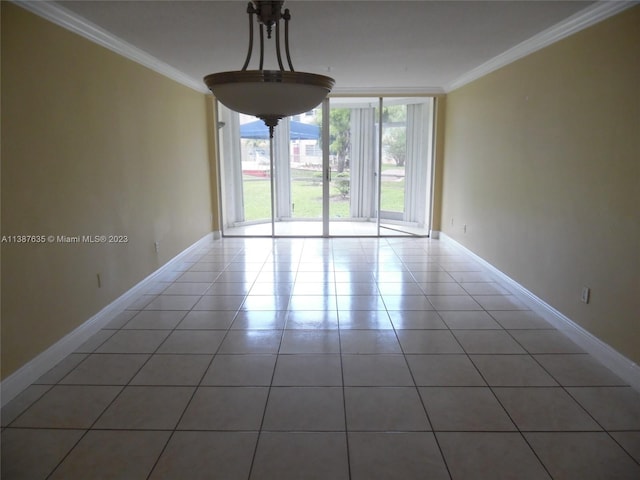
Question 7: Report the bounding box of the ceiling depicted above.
[34,1,624,94]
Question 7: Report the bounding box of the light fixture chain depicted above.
[275,17,285,71]
[241,2,256,71]
[284,8,295,71]
[258,23,265,70]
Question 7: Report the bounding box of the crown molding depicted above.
[446,1,638,93]
[13,1,636,98]
[13,0,207,93]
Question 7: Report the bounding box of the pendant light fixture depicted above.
[204,1,335,138]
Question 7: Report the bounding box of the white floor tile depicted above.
[4,237,635,480]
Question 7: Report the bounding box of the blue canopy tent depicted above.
[240,119,320,140]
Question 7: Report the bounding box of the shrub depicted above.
[333,173,350,198]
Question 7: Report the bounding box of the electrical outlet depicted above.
[97,273,102,288]
[154,241,160,253]
[581,286,590,304]
[463,224,467,233]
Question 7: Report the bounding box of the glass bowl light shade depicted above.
[205,70,334,126]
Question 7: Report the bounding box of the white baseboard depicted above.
[429,230,441,239]
[440,233,640,393]
[1,232,216,407]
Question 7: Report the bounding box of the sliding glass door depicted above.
[217,107,271,235]
[379,98,434,235]
[216,97,434,237]
[274,113,324,236]
[327,98,379,236]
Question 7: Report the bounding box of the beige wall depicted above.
[441,7,640,363]
[1,3,215,378]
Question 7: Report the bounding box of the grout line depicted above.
[333,241,354,480]
[6,237,640,478]
[388,241,454,479]
[246,239,293,480]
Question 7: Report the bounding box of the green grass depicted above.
[241,169,404,221]
[240,177,270,221]
[380,179,405,213]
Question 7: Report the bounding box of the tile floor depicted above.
[2,237,640,479]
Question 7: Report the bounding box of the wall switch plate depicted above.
[581,286,590,304]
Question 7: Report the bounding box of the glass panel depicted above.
[328,97,379,236]
[380,103,407,218]
[240,117,273,226]
[217,104,273,236]
[379,98,434,236]
[274,108,324,236]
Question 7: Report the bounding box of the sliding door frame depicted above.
[215,95,437,238]
[322,98,330,236]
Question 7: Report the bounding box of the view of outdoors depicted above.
[217,96,432,236]
[239,106,407,222]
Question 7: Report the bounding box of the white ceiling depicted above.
[33,1,628,94]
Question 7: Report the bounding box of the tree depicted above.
[333,172,350,198]
[330,108,351,173]
[382,105,407,167]
[385,128,406,167]
[315,108,351,173]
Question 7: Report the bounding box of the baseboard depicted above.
[441,233,640,393]
[429,230,441,239]
[1,232,216,407]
